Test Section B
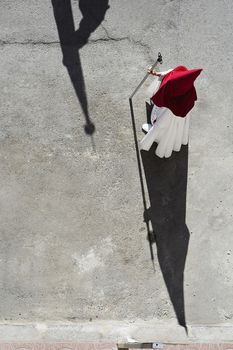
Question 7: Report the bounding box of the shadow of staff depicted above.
[141,142,190,330]
[51,0,109,136]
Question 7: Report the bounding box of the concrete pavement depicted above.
[0,0,233,342]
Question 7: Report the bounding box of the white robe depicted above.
[140,70,190,158]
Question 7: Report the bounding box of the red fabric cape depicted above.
[151,66,203,117]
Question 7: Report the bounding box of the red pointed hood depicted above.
[151,66,203,117]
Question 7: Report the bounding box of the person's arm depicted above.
[148,67,173,77]
[148,67,161,76]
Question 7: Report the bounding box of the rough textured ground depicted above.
[0,0,233,337]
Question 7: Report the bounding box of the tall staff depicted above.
[128,52,163,268]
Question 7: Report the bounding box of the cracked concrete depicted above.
[0,37,151,55]
[0,40,60,46]
[0,0,233,342]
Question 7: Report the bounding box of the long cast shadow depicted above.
[51,0,109,135]
[141,140,190,330]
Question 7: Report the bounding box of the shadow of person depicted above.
[141,142,190,331]
[51,0,109,136]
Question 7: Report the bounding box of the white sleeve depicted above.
[145,77,160,99]
[159,68,173,76]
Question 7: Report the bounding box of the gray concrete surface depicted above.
[0,0,233,340]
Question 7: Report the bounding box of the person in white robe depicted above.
[140,68,190,158]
